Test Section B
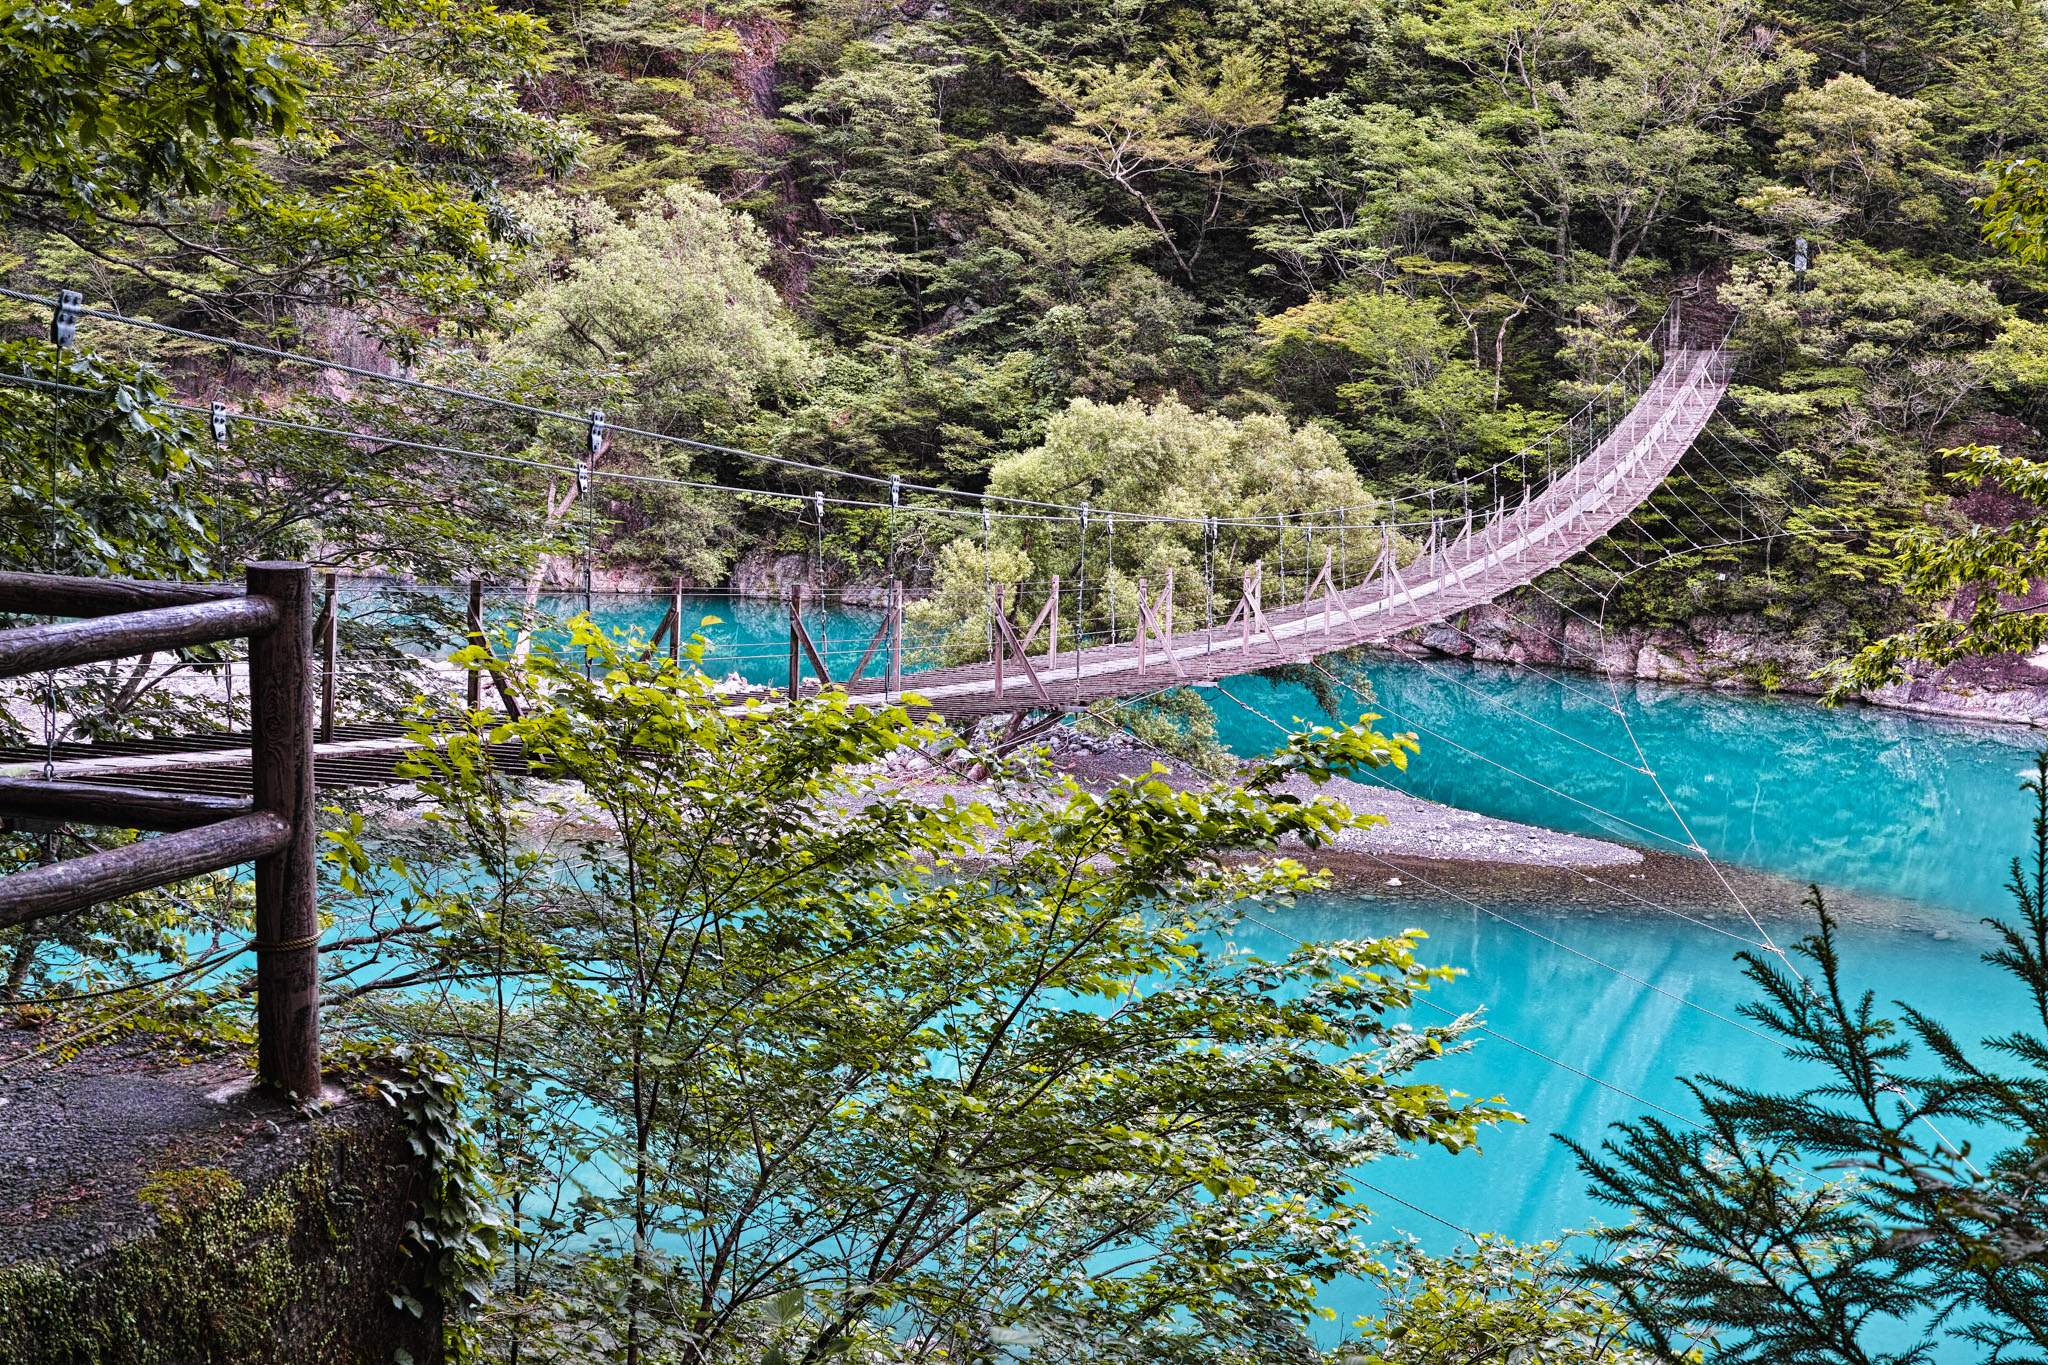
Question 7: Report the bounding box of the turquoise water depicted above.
[1212,665,2040,1219]
[541,592,2041,1343]
[472,589,891,684]
[1213,661,2045,920]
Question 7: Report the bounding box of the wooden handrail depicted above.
[0,571,242,618]
[0,563,321,1096]
[0,596,279,677]
[0,779,252,831]
[0,811,290,928]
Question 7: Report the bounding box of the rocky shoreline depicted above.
[848,727,1959,932]
[1398,597,2048,728]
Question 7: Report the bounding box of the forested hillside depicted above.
[6,0,2048,650]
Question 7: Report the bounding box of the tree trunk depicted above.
[1493,306,1526,410]
[2,927,40,1001]
[514,474,587,663]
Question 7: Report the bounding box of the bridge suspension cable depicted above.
[0,284,1688,533]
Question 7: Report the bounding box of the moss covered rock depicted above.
[0,1041,441,1365]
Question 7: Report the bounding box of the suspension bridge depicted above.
[0,286,1791,1157]
[831,336,1734,722]
[0,300,1743,802]
[1,288,1933,1267]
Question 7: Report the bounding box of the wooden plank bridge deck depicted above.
[840,344,1733,721]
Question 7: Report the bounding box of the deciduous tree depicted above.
[333,626,1514,1365]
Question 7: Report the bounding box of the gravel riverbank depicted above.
[855,725,1643,871]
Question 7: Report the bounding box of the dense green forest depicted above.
[7,0,2048,654]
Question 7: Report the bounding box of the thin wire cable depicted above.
[1580,612,1989,1178]
[5,321,1808,608]
[1237,908,1708,1129]
[1354,696,1695,853]
[1239,874,1835,1299]
[0,937,256,1075]
[1086,686,1694,1246]
[1294,661,1768,949]
[1212,675,1777,957]
[1403,656,1650,774]
[0,284,1687,528]
[1350,847,1778,1043]
[0,369,1102,527]
[0,367,1470,535]
[1352,1178,1479,1239]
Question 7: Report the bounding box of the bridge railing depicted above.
[1370,305,1685,537]
[0,564,321,1096]
[1359,325,1712,593]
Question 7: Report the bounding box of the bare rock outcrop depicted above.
[1406,596,2048,726]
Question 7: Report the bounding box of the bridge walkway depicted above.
[842,345,1732,720]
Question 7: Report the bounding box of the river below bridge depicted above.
[523,591,2040,1340]
[1213,661,2040,1354]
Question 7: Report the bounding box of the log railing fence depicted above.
[0,563,321,1096]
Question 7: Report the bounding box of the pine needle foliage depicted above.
[1569,755,2048,1364]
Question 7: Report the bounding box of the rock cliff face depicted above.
[726,546,921,607]
[1862,654,2048,725]
[1406,597,2048,726]
[1404,600,1828,688]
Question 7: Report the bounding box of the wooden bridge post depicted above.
[1018,576,1060,672]
[1046,575,1058,668]
[1320,549,1335,633]
[1241,563,1257,651]
[787,582,804,698]
[247,562,321,1098]
[993,583,1006,700]
[669,578,683,665]
[1135,578,1149,674]
[782,583,838,696]
[466,578,484,712]
[887,580,903,700]
[318,571,337,744]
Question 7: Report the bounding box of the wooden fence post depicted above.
[788,582,804,698]
[887,580,903,700]
[248,562,321,1098]
[318,571,337,743]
